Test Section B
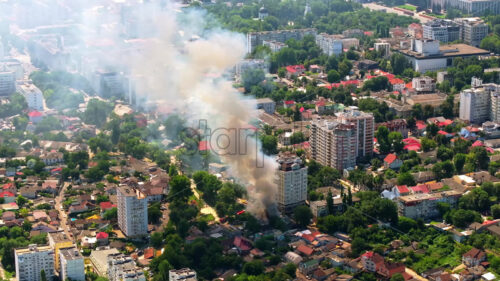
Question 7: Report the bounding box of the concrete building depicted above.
[256,98,276,114]
[169,268,197,281]
[487,83,500,122]
[397,190,462,219]
[234,59,269,78]
[59,247,85,281]
[0,69,15,96]
[117,185,148,237]
[258,6,268,20]
[412,76,436,92]
[91,71,125,99]
[445,0,500,16]
[337,108,374,159]
[275,152,308,213]
[18,81,44,111]
[455,17,489,47]
[15,244,55,281]
[460,87,490,123]
[423,19,460,43]
[107,253,146,281]
[310,119,357,171]
[262,40,286,52]
[246,28,317,53]
[398,39,489,73]
[47,231,73,272]
[374,42,391,58]
[90,247,120,276]
[316,33,343,56]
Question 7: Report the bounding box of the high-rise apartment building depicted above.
[311,119,357,171]
[107,253,146,281]
[487,84,500,122]
[460,87,490,123]
[454,17,489,47]
[316,33,343,56]
[423,19,460,43]
[117,185,148,237]
[445,0,500,16]
[60,247,85,281]
[337,108,374,159]
[15,244,55,281]
[275,152,308,213]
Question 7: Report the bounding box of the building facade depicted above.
[117,185,148,237]
[423,19,460,43]
[412,76,436,92]
[445,0,500,16]
[60,247,85,281]
[316,33,343,56]
[460,87,490,123]
[337,108,374,159]
[397,190,462,219]
[48,231,73,272]
[455,17,489,47]
[275,153,308,213]
[0,70,15,96]
[310,119,357,171]
[15,244,55,281]
[256,98,276,114]
[18,82,44,111]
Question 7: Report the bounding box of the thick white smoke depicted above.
[84,1,278,217]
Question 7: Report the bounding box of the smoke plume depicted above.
[84,1,278,217]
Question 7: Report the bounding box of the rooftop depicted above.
[399,43,489,59]
[60,247,82,260]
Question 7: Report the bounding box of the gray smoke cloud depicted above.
[80,1,278,217]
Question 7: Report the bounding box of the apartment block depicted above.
[275,152,308,213]
[0,69,15,96]
[47,231,73,272]
[256,98,276,114]
[246,28,317,53]
[310,119,357,171]
[169,268,198,281]
[445,0,500,16]
[460,87,490,123]
[336,108,374,159]
[60,247,85,281]
[18,81,44,111]
[107,253,146,281]
[15,244,55,281]
[455,17,489,47]
[117,185,148,237]
[423,19,460,43]
[316,33,343,56]
[397,190,462,219]
[90,247,120,276]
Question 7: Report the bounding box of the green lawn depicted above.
[398,4,416,11]
[427,12,446,18]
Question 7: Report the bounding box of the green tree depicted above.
[327,69,340,83]
[376,126,391,154]
[397,172,415,186]
[388,131,404,153]
[260,135,278,155]
[168,175,193,202]
[242,69,265,92]
[454,153,467,173]
[83,99,113,127]
[293,205,312,228]
[391,273,405,281]
[492,204,500,219]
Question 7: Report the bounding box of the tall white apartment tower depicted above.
[275,152,308,213]
[459,88,490,124]
[117,185,148,237]
[15,244,55,281]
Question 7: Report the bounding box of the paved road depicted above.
[362,3,432,23]
[55,182,71,237]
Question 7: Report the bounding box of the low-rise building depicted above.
[169,268,197,281]
[256,98,276,114]
[462,248,486,267]
[90,247,120,276]
[397,190,462,219]
[107,253,146,281]
[412,76,435,92]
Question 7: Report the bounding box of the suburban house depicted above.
[384,154,403,169]
[462,248,486,267]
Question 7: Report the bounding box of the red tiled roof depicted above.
[389,78,405,85]
[284,100,295,105]
[144,248,154,259]
[51,167,62,172]
[302,234,315,242]
[286,65,305,73]
[0,191,14,197]
[198,141,210,151]
[100,202,116,210]
[384,153,397,164]
[416,121,427,130]
[396,185,409,194]
[472,140,483,147]
[28,111,43,117]
[297,244,314,256]
[411,184,430,194]
[96,232,109,239]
